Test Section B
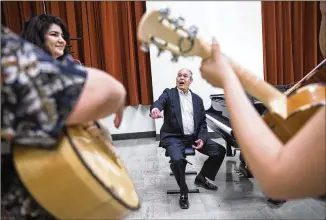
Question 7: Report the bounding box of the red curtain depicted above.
[1,1,44,34]
[261,1,324,86]
[1,1,153,106]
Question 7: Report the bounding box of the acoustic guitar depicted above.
[137,8,326,144]
[13,121,140,219]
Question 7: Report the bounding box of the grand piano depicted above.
[205,84,294,178]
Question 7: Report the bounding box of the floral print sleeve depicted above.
[1,26,87,149]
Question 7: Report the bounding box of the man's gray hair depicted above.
[178,68,193,80]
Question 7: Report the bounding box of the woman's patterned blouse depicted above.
[1,25,88,150]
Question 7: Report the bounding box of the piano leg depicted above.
[238,153,253,178]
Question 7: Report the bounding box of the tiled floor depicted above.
[113,138,325,219]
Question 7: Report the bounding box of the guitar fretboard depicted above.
[285,59,326,95]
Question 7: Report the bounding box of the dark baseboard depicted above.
[111,131,221,141]
[111,131,156,141]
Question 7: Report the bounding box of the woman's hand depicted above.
[114,102,124,128]
[199,38,235,88]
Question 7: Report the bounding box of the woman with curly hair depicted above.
[20,14,70,60]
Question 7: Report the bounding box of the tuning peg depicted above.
[159,7,170,18]
[171,54,179,62]
[157,48,164,57]
[140,42,150,53]
[187,25,198,39]
[173,16,185,29]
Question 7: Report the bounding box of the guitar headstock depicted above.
[137,8,211,62]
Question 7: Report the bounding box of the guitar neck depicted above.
[229,58,286,107]
[137,9,286,116]
[198,40,287,117]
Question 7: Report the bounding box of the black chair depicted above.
[165,147,200,194]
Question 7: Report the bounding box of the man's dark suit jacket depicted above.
[150,87,208,147]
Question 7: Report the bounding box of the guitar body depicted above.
[263,84,326,143]
[13,122,140,220]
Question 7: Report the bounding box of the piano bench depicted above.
[165,147,200,194]
[165,147,197,176]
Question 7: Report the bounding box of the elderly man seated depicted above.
[150,68,226,209]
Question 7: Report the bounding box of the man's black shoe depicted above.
[267,198,286,206]
[179,193,189,209]
[239,162,253,178]
[194,177,218,191]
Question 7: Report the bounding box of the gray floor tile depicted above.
[112,138,325,219]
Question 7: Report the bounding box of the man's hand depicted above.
[192,139,204,150]
[150,108,163,119]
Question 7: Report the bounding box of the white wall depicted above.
[101,1,264,135]
[99,105,154,134]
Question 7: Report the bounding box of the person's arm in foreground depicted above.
[200,39,325,200]
[67,67,126,128]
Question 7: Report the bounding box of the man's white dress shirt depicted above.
[177,88,194,135]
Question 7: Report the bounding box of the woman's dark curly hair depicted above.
[20,14,70,59]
